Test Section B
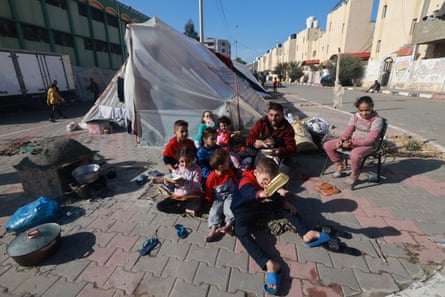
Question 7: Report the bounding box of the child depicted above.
[205,149,238,242]
[163,120,196,172]
[156,146,203,216]
[197,127,221,188]
[194,111,217,148]
[216,116,232,150]
[231,157,332,295]
[228,134,252,177]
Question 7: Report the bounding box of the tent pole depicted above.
[234,73,241,130]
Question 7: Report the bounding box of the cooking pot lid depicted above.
[6,223,61,257]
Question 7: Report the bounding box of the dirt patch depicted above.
[384,135,444,160]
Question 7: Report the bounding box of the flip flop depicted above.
[304,231,332,248]
[175,224,188,239]
[139,238,160,256]
[320,186,341,196]
[317,225,352,239]
[323,237,362,256]
[315,182,333,191]
[264,270,281,295]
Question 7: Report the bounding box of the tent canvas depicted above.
[82,17,268,146]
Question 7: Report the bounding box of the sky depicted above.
[120,0,379,64]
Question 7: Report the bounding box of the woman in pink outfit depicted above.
[323,96,384,185]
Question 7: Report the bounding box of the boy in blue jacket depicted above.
[231,157,331,295]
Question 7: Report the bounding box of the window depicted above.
[110,43,122,55]
[22,23,50,42]
[382,5,387,18]
[96,40,108,52]
[78,2,88,17]
[376,40,381,53]
[84,38,92,50]
[107,14,119,28]
[45,0,66,9]
[53,30,73,47]
[0,18,17,38]
[91,7,104,23]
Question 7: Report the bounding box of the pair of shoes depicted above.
[316,225,352,239]
[315,182,334,191]
[304,231,332,247]
[264,270,281,295]
[139,238,160,256]
[320,186,341,196]
[323,237,361,256]
[175,224,189,239]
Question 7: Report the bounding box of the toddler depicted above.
[216,116,232,150]
[205,149,238,242]
[156,146,203,216]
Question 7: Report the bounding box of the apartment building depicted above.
[203,38,232,58]
[0,0,149,70]
[256,0,375,75]
[256,0,445,93]
[365,0,445,92]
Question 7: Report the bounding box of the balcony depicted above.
[412,18,445,44]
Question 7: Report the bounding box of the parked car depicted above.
[320,76,335,87]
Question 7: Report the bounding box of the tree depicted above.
[287,62,304,82]
[184,19,199,41]
[327,55,364,86]
[273,63,288,81]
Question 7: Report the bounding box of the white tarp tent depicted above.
[81,17,268,146]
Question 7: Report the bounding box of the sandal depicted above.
[304,231,332,247]
[344,178,356,185]
[332,171,343,178]
[175,224,189,239]
[264,270,281,295]
[316,225,352,239]
[139,238,160,256]
[323,237,362,256]
[320,186,341,196]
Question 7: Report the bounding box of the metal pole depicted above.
[199,0,204,43]
[235,25,238,58]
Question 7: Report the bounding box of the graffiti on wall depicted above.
[391,56,445,91]
[392,57,411,83]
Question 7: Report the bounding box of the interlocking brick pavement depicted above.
[0,99,444,297]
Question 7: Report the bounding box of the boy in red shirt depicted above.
[205,149,238,242]
[163,120,196,172]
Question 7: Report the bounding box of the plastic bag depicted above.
[6,196,60,233]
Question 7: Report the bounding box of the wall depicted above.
[390,56,445,92]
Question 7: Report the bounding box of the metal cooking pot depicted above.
[6,223,61,266]
[72,164,101,184]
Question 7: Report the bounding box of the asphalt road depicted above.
[279,84,445,152]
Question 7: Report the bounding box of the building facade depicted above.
[203,38,231,58]
[365,0,445,92]
[255,0,445,93]
[0,0,149,70]
[256,0,375,75]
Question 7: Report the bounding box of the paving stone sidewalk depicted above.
[0,100,444,297]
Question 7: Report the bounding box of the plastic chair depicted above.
[321,118,388,183]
